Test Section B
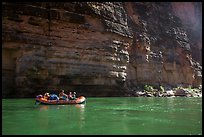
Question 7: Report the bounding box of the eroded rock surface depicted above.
[2,2,202,97]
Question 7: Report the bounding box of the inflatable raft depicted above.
[35,96,86,105]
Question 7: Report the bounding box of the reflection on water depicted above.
[34,104,86,133]
[75,104,85,129]
[2,98,202,135]
[76,104,85,109]
[36,104,85,111]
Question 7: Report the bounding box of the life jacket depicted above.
[49,94,59,100]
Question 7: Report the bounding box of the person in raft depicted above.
[68,92,74,100]
[44,92,50,100]
[49,93,59,101]
[72,92,76,100]
[68,91,77,100]
[59,90,68,100]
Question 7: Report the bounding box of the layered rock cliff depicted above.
[2,2,202,97]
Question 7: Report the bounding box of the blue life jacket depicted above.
[49,94,59,100]
[61,95,67,100]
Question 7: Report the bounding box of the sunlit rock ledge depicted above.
[124,85,202,97]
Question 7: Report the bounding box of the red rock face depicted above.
[123,2,202,89]
[171,2,202,65]
[2,2,202,97]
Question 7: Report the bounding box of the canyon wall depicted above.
[2,2,202,97]
[124,2,202,90]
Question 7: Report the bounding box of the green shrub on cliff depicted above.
[144,85,154,92]
[159,85,165,92]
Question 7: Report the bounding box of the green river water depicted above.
[2,97,202,135]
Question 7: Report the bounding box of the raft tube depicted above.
[35,96,86,105]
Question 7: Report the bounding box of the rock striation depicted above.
[2,2,202,97]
